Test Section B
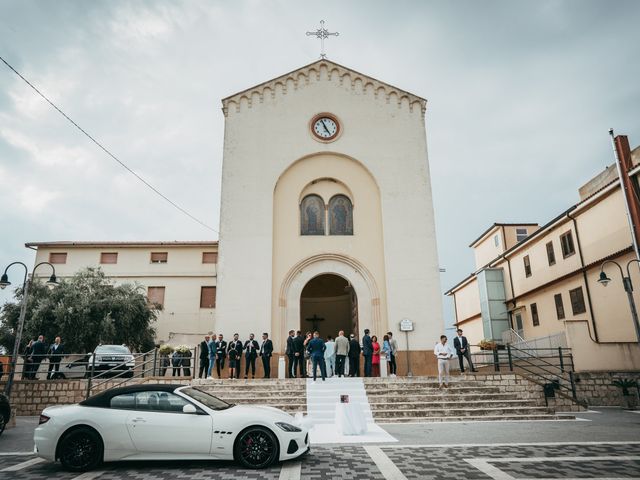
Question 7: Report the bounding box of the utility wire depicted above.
[0,54,218,234]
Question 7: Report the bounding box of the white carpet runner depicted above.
[305,376,397,444]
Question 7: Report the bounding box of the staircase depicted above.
[364,376,575,422]
[191,379,307,415]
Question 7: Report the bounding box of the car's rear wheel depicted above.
[58,427,103,472]
[234,426,279,469]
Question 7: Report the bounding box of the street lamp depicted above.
[1,261,58,402]
[598,259,640,343]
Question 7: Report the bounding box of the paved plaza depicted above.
[1,409,640,479]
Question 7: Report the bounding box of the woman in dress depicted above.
[371,335,381,377]
[303,332,313,377]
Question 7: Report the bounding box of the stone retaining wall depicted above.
[573,371,639,407]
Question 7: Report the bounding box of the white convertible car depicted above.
[34,384,309,471]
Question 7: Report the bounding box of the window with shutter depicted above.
[530,303,539,326]
[560,231,575,258]
[546,242,556,266]
[147,286,165,308]
[202,252,218,264]
[523,255,532,277]
[516,228,528,242]
[49,252,67,264]
[100,252,118,264]
[569,287,586,315]
[150,252,168,263]
[554,293,565,320]
[200,286,216,308]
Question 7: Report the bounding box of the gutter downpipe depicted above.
[501,225,517,329]
[567,210,600,342]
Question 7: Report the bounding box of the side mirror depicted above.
[182,404,197,414]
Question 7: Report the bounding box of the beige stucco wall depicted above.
[453,277,481,322]
[473,227,503,269]
[31,245,217,343]
[216,61,443,353]
[272,154,388,345]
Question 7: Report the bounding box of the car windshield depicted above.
[95,345,131,354]
[181,387,233,411]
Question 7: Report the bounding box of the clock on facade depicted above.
[311,114,340,141]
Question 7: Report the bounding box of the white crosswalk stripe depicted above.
[70,470,107,480]
[0,457,46,472]
[278,460,302,480]
[363,446,407,480]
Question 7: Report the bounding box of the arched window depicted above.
[329,195,353,235]
[300,195,325,235]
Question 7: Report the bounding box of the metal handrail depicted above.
[86,348,157,398]
[469,345,578,400]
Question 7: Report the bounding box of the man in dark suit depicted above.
[260,332,273,378]
[348,334,361,377]
[244,333,259,379]
[453,329,477,373]
[306,331,326,381]
[285,329,296,378]
[198,334,211,379]
[215,334,227,378]
[362,329,373,377]
[292,330,306,378]
[47,336,65,379]
[228,333,244,379]
[30,335,47,380]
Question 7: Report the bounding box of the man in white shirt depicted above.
[324,335,336,377]
[434,335,454,388]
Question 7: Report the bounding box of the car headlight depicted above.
[275,422,302,432]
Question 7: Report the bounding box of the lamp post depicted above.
[598,259,640,343]
[0,261,58,401]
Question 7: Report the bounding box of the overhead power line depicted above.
[0,54,218,234]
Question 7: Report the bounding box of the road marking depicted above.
[381,440,640,449]
[0,457,46,472]
[70,470,107,480]
[465,456,640,480]
[0,452,35,456]
[279,461,301,480]
[364,446,407,480]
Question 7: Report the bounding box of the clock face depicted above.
[312,115,339,140]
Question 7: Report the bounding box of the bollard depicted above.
[380,355,388,377]
[278,357,286,379]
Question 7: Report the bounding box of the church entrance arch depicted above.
[277,254,382,346]
[300,274,358,337]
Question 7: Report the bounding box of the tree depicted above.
[0,268,157,354]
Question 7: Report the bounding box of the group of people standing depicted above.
[197,332,273,379]
[22,335,65,380]
[285,328,399,381]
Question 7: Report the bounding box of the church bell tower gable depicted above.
[216,60,443,370]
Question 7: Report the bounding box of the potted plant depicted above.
[157,344,174,377]
[612,378,639,410]
[478,339,497,351]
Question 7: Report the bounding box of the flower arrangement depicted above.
[478,339,498,350]
[158,344,174,356]
[175,345,191,354]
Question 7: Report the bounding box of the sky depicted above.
[1,0,639,329]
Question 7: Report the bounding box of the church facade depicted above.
[27,60,444,375]
[216,60,443,373]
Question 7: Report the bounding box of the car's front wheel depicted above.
[234,426,279,469]
[58,427,103,472]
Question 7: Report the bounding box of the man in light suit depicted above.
[260,333,273,378]
[453,329,477,373]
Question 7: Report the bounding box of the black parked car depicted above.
[0,392,11,436]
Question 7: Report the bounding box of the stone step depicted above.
[371,406,551,418]
[366,387,504,395]
[367,393,521,402]
[369,400,539,410]
[377,414,575,423]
